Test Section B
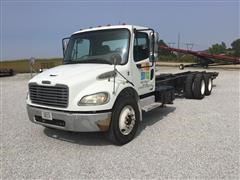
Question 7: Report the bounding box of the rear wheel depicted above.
[184,74,195,99]
[204,74,212,96]
[193,73,205,99]
[107,95,140,145]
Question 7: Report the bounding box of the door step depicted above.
[141,102,162,112]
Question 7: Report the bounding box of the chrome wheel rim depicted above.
[208,79,212,91]
[201,79,205,95]
[119,105,136,135]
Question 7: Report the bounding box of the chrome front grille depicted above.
[29,83,68,108]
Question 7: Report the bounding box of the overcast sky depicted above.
[1,0,239,60]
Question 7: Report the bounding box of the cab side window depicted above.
[134,32,149,62]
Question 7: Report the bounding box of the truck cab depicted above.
[27,25,204,145]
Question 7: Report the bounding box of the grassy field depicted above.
[0,56,195,73]
[0,58,63,73]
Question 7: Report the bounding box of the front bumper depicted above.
[27,105,112,132]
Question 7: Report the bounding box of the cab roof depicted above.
[72,24,149,35]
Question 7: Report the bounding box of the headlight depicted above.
[78,92,109,106]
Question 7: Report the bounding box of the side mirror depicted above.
[62,38,70,57]
[111,54,122,65]
[150,33,155,62]
[150,53,154,62]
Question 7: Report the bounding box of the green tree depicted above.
[208,42,227,54]
[231,39,240,57]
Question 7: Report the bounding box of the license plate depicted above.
[41,111,53,120]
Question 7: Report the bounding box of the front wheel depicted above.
[107,95,140,145]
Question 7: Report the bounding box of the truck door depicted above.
[131,31,155,96]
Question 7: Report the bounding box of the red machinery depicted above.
[160,45,240,69]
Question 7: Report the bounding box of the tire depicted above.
[107,94,140,145]
[184,74,195,99]
[192,73,205,99]
[179,64,184,70]
[204,74,212,96]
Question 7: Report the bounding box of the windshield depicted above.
[64,29,130,65]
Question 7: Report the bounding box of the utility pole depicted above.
[177,33,180,61]
[178,33,180,49]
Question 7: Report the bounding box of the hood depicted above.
[30,63,113,85]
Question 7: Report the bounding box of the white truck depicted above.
[27,25,218,145]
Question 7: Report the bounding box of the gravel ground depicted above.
[1,67,239,179]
